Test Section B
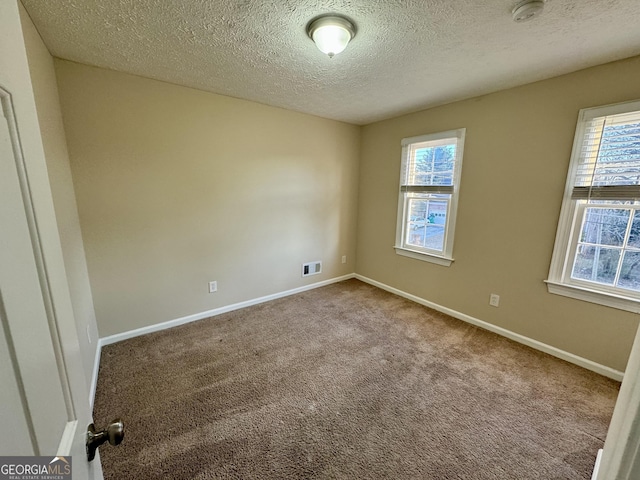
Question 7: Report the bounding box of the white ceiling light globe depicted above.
[312,24,351,57]
[307,15,357,58]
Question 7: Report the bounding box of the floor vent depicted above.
[302,261,322,277]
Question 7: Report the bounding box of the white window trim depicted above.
[394,246,454,266]
[545,280,640,314]
[547,99,640,313]
[394,129,465,266]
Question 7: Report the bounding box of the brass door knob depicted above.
[86,419,124,461]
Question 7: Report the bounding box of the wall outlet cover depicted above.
[489,294,500,307]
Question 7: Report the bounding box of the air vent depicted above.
[302,261,322,277]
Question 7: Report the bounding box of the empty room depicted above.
[3,0,640,479]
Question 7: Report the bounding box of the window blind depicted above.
[401,141,457,195]
[572,110,640,200]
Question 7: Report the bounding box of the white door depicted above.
[0,3,104,477]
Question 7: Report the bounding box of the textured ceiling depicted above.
[20,0,640,125]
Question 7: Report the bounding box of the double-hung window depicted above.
[547,100,640,312]
[395,129,466,266]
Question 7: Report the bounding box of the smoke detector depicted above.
[512,0,545,22]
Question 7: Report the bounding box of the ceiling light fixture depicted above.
[307,15,356,58]
[512,0,545,22]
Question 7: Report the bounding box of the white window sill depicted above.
[394,247,453,266]
[545,280,640,314]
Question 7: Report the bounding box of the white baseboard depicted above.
[89,340,102,411]
[591,448,603,480]
[100,274,355,346]
[355,274,624,381]
[90,274,356,404]
[90,272,622,406]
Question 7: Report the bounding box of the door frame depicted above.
[595,322,640,479]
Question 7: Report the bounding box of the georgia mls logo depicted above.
[49,457,71,474]
[0,456,72,480]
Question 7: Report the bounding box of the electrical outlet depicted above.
[209,281,217,293]
[341,255,347,264]
[489,294,500,307]
[86,325,91,344]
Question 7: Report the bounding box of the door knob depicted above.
[86,419,124,461]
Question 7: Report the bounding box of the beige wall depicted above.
[55,60,361,337]
[20,5,98,393]
[52,43,640,370]
[357,56,640,372]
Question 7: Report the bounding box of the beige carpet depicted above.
[93,279,619,479]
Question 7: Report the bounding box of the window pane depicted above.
[409,144,455,186]
[407,198,427,231]
[407,225,445,251]
[579,208,629,246]
[405,197,448,252]
[628,211,640,248]
[571,245,621,285]
[618,251,640,291]
[575,113,640,187]
[424,226,445,250]
[592,121,640,186]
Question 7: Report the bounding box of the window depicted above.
[395,129,466,266]
[547,100,640,313]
